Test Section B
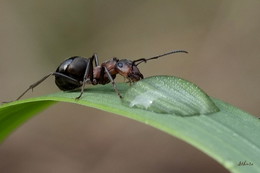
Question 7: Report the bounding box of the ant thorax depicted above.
[92,65,116,85]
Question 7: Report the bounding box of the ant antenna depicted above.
[132,50,188,66]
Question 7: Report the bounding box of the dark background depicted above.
[1,1,259,173]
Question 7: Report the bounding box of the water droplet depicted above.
[122,76,219,116]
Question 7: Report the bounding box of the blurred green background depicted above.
[0,1,259,173]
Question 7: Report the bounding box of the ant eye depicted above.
[117,62,123,68]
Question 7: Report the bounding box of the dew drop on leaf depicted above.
[122,76,219,116]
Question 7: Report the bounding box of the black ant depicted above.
[13,50,188,101]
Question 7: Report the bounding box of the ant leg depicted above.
[92,53,99,66]
[15,73,53,101]
[53,72,81,86]
[104,67,123,99]
[76,58,94,99]
[14,72,81,101]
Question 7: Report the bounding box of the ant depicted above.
[13,50,188,101]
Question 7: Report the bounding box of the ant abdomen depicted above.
[55,56,88,91]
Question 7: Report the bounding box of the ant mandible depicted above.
[15,50,188,100]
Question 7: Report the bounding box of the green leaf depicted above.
[0,76,259,173]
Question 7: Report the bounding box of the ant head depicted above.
[115,50,188,82]
[115,59,144,82]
